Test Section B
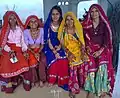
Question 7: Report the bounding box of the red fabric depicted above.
[69,63,89,94]
[82,4,115,95]
[0,11,24,49]
[28,48,39,67]
[0,43,29,78]
[24,15,44,29]
[48,59,69,86]
[82,4,112,51]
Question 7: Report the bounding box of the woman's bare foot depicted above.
[39,81,44,88]
[69,92,76,98]
[44,82,48,87]
[99,92,106,98]
[86,92,95,98]
[47,83,54,87]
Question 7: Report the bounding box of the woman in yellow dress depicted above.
[58,12,89,98]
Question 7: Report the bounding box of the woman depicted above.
[0,11,31,93]
[58,12,89,98]
[44,5,69,87]
[82,4,115,98]
[24,15,47,87]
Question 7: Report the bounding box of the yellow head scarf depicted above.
[58,12,85,46]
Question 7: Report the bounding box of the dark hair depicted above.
[50,5,63,24]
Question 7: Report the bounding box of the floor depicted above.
[0,85,110,98]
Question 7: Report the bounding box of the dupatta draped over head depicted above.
[82,4,112,51]
[24,15,44,29]
[44,5,62,45]
[0,11,24,49]
[82,4,115,95]
[58,12,85,46]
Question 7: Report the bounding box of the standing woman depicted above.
[58,12,89,98]
[0,11,30,93]
[44,5,69,87]
[82,4,115,98]
[24,15,47,87]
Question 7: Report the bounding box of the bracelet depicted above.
[53,50,57,54]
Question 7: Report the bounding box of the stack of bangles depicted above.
[51,48,57,54]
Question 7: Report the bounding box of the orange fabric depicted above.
[28,48,40,67]
[0,43,29,78]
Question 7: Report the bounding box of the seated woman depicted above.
[24,15,47,87]
[82,4,115,98]
[44,5,69,87]
[0,11,30,93]
[58,12,89,98]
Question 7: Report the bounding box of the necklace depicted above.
[51,24,59,32]
[30,29,39,44]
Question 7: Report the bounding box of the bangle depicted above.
[53,50,57,54]
[51,48,55,51]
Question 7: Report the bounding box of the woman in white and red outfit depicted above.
[0,11,31,93]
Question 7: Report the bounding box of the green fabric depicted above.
[84,64,110,96]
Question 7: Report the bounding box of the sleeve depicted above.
[23,30,29,46]
[40,28,44,45]
[21,30,28,52]
[4,45,11,52]
[103,23,109,48]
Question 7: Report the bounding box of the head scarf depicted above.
[44,5,63,44]
[24,15,44,29]
[82,4,112,50]
[0,11,24,49]
[58,12,85,46]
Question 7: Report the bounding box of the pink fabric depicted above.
[69,63,89,94]
[5,26,27,52]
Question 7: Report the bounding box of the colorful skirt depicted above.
[84,48,115,96]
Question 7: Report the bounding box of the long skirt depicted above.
[84,48,115,96]
[68,63,89,94]
[27,48,47,85]
[48,59,69,86]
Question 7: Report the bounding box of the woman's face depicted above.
[90,7,100,20]
[29,18,39,29]
[65,15,74,28]
[9,14,17,26]
[51,9,60,23]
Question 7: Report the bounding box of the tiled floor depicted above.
[0,85,110,98]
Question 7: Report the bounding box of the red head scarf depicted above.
[24,15,44,29]
[0,11,24,49]
[82,4,113,51]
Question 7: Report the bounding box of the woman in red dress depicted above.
[0,11,31,93]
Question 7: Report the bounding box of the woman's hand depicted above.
[34,53,40,61]
[23,52,29,60]
[55,45,61,51]
[9,50,16,58]
[55,53,61,59]
[68,51,75,62]
[86,46,92,54]
[93,48,104,58]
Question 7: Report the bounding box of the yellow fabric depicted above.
[58,12,88,67]
[58,12,85,46]
[64,33,84,66]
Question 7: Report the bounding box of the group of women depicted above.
[0,4,115,98]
